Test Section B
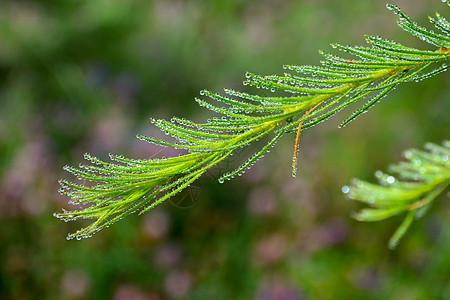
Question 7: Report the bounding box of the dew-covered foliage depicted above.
[344,141,450,249]
[55,3,450,241]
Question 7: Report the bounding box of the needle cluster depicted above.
[55,4,450,241]
[344,141,450,249]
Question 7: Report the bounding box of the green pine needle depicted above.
[56,4,450,240]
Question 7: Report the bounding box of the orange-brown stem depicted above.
[292,103,321,177]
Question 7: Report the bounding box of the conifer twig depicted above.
[55,3,450,240]
[344,141,450,249]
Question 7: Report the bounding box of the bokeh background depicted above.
[0,0,449,299]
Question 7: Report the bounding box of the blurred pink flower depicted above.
[164,270,192,299]
[247,186,277,216]
[255,233,287,265]
[141,209,171,241]
[61,269,90,299]
[154,242,184,270]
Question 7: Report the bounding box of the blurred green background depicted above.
[0,0,449,299]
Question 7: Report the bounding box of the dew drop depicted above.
[342,186,350,194]
[386,176,395,184]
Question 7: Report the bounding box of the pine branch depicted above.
[55,3,450,240]
[343,141,450,249]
